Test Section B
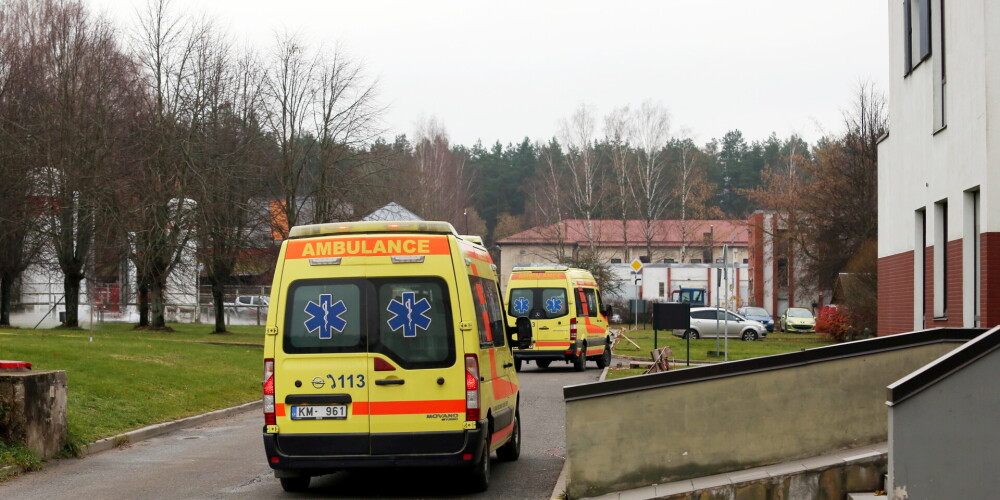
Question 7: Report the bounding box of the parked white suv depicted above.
[673,307,767,341]
[228,295,269,317]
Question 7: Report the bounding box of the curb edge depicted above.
[82,400,261,456]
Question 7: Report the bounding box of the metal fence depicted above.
[14,282,272,327]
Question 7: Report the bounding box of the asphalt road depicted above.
[0,361,602,500]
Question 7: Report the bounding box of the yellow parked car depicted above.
[778,307,816,333]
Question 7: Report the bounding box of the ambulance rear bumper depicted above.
[263,424,487,472]
[513,342,582,361]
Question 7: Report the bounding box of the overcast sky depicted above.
[87,0,889,149]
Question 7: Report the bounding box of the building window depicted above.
[662,258,675,263]
[691,259,702,264]
[658,283,665,297]
[777,258,789,290]
[915,208,926,330]
[639,255,650,263]
[904,0,932,75]
[934,199,948,318]
[933,0,946,130]
[964,189,980,327]
[742,258,749,264]
[610,258,622,264]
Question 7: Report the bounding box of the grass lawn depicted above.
[609,327,834,364]
[0,322,263,473]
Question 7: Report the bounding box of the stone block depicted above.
[0,370,68,459]
[844,463,884,492]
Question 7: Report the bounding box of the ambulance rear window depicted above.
[374,278,454,369]
[282,277,454,368]
[576,288,598,318]
[508,288,568,319]
[284,280,364,354]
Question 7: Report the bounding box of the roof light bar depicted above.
[309,257,342,266]
[512,264,570,272]
[391,255,425,264]
[288,221,457,238]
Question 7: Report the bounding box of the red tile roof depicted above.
[498,219,749,246]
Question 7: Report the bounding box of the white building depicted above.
[877,0,1000,334]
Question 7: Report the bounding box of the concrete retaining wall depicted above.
[0,370,67,459]
[565,342,956,498]
[888,331,1000,500]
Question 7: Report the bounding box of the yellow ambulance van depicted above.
[504,265,613,371]
[262,221,531,492]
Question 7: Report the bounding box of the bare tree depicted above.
[0,2,45,325]
[406,118,471,224]
[262,33,384,234]
[18,0,140,328]
[262,32,316,234]
[630,100,672,261]
[182,26,272,333]
[560,104,603,257]
[126,0,207,329]
[530,139,570,262]
[669,136,711,262]
[604,106,633,261]
[749,82,886,332]
[312,45,384,223]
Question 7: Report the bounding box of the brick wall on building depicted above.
[922,239,967,329]
[982,232,1000,327]
[878,250,914,335]
[750,214,765,306]
[881,233,1000,335]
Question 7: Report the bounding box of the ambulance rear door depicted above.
[276,275,372,455]
[363,238,467,455]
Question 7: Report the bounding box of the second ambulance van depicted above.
[262,221,531,492]
[505,265,613,371]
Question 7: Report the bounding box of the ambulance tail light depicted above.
[569,317,578,341]
[465,354,480,422]
[263,358,276,425]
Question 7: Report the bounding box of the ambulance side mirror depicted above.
[513,316,532,349]
[602,305,613,318]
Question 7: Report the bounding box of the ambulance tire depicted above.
[514,358,522,372]
[279,476,310,492]
[573,350,586,371]
[536,360,551,369]
[596,343,611,368]
[496,410,521,461]
[468,431,491,492]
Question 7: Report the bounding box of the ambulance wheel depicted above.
[514,358,522,372]
[279,476,310,492]
[496,411,520,461]
[596,344,611,368]
[573,351,586,371]
[468,432,491,492]
[536,360,551,369]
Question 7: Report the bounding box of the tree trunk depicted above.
[0,277,12,326]
[137,277,149,327]
[63,273,82,328]
[211,279,227,334]
[150,274,167,329]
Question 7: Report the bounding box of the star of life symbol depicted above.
[303,294,348,339]
[512,296,531,315]
[545,296,563,314]
[386,291,432,338]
